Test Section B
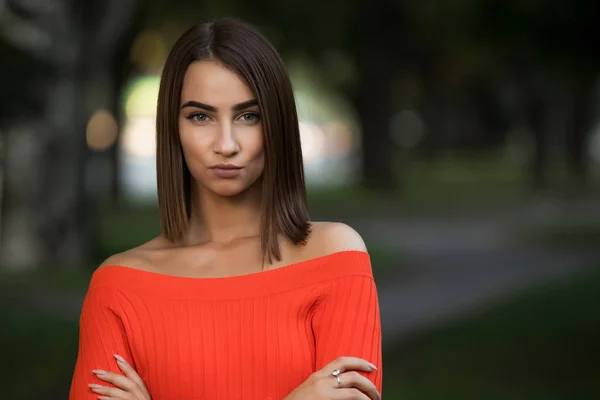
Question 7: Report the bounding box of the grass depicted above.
[382,266,600,399]
[309,155,600,219]
[0,267,93,294]
[523,218,600,246]
[308,156,527,218]
[0,303,78,400]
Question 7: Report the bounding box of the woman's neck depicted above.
[183,183,262,246]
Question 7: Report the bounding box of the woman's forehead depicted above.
[181,61,255,106]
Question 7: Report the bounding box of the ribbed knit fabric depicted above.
[70,250,382,400]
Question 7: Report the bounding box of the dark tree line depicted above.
[1,0,597,269]
[0,0,140,269]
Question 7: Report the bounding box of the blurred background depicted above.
[1,0,599,399]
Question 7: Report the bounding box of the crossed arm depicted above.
[70,274,382,400]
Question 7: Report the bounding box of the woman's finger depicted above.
[94,370,144,399]
[332,388,371,400]
[89,383,132,399]
[114,354,151,398]
[337,371,381,400]
[322,357,377,377]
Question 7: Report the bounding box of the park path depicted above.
[351,199,600,346]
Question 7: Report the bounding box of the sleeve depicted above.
[312,272,383,392]
[69,286,135,399]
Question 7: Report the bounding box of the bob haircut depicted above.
[156,17,310,263]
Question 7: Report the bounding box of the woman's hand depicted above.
[284,357,381,400]
[88,354,151,400]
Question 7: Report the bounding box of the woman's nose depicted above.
[213,123,240,156]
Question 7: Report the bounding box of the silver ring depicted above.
[331,369,342,388]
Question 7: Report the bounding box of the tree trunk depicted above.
[566,77,594,186]
[419,50,449,158]
[514,64,550,190]
[527,87,548,189]
[40,74,90,267]
[352,0,399,191]
[0,121,46,269]
[353,69,395,191]
[0,75,90,270]
[0,0,139,270]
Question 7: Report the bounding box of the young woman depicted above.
[70,17,382,400]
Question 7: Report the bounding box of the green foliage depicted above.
[0,42,46,119]
[466,0,599,74]
[383,266,600,399]
[97,202,161,259]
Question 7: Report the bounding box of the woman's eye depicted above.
[188,113,209,122]
[239,113,260,124]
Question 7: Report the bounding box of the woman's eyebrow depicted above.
[180,101,216,112]
[180,99,258,112]
[232,99,258,111]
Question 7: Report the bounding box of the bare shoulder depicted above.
[99,250,144,270]
[98,236,164,272]
[309,221,368,254]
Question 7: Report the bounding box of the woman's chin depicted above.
[209,181,252,198]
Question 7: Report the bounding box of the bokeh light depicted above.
[86,109,118,151]
[121,117,156,158]
[130,31,167,73]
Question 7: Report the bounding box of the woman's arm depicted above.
[312,271,383,392]
[90,273,383,400]
[284,229,383,400]
[311,223,383,391]
[70,285,136,399]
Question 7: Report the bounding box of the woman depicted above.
[70,17,382,400]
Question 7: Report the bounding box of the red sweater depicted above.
[70,250,382,399]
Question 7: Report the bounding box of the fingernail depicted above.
[88,384,102,389]
[92,369,107,376]
[368,363,377,370]
[114,354,126,363]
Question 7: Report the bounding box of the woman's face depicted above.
[179,60,264,198]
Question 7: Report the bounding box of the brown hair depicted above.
[156,17,310,263]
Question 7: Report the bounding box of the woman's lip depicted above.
[211,164,242,170]
[211,167,243,178]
